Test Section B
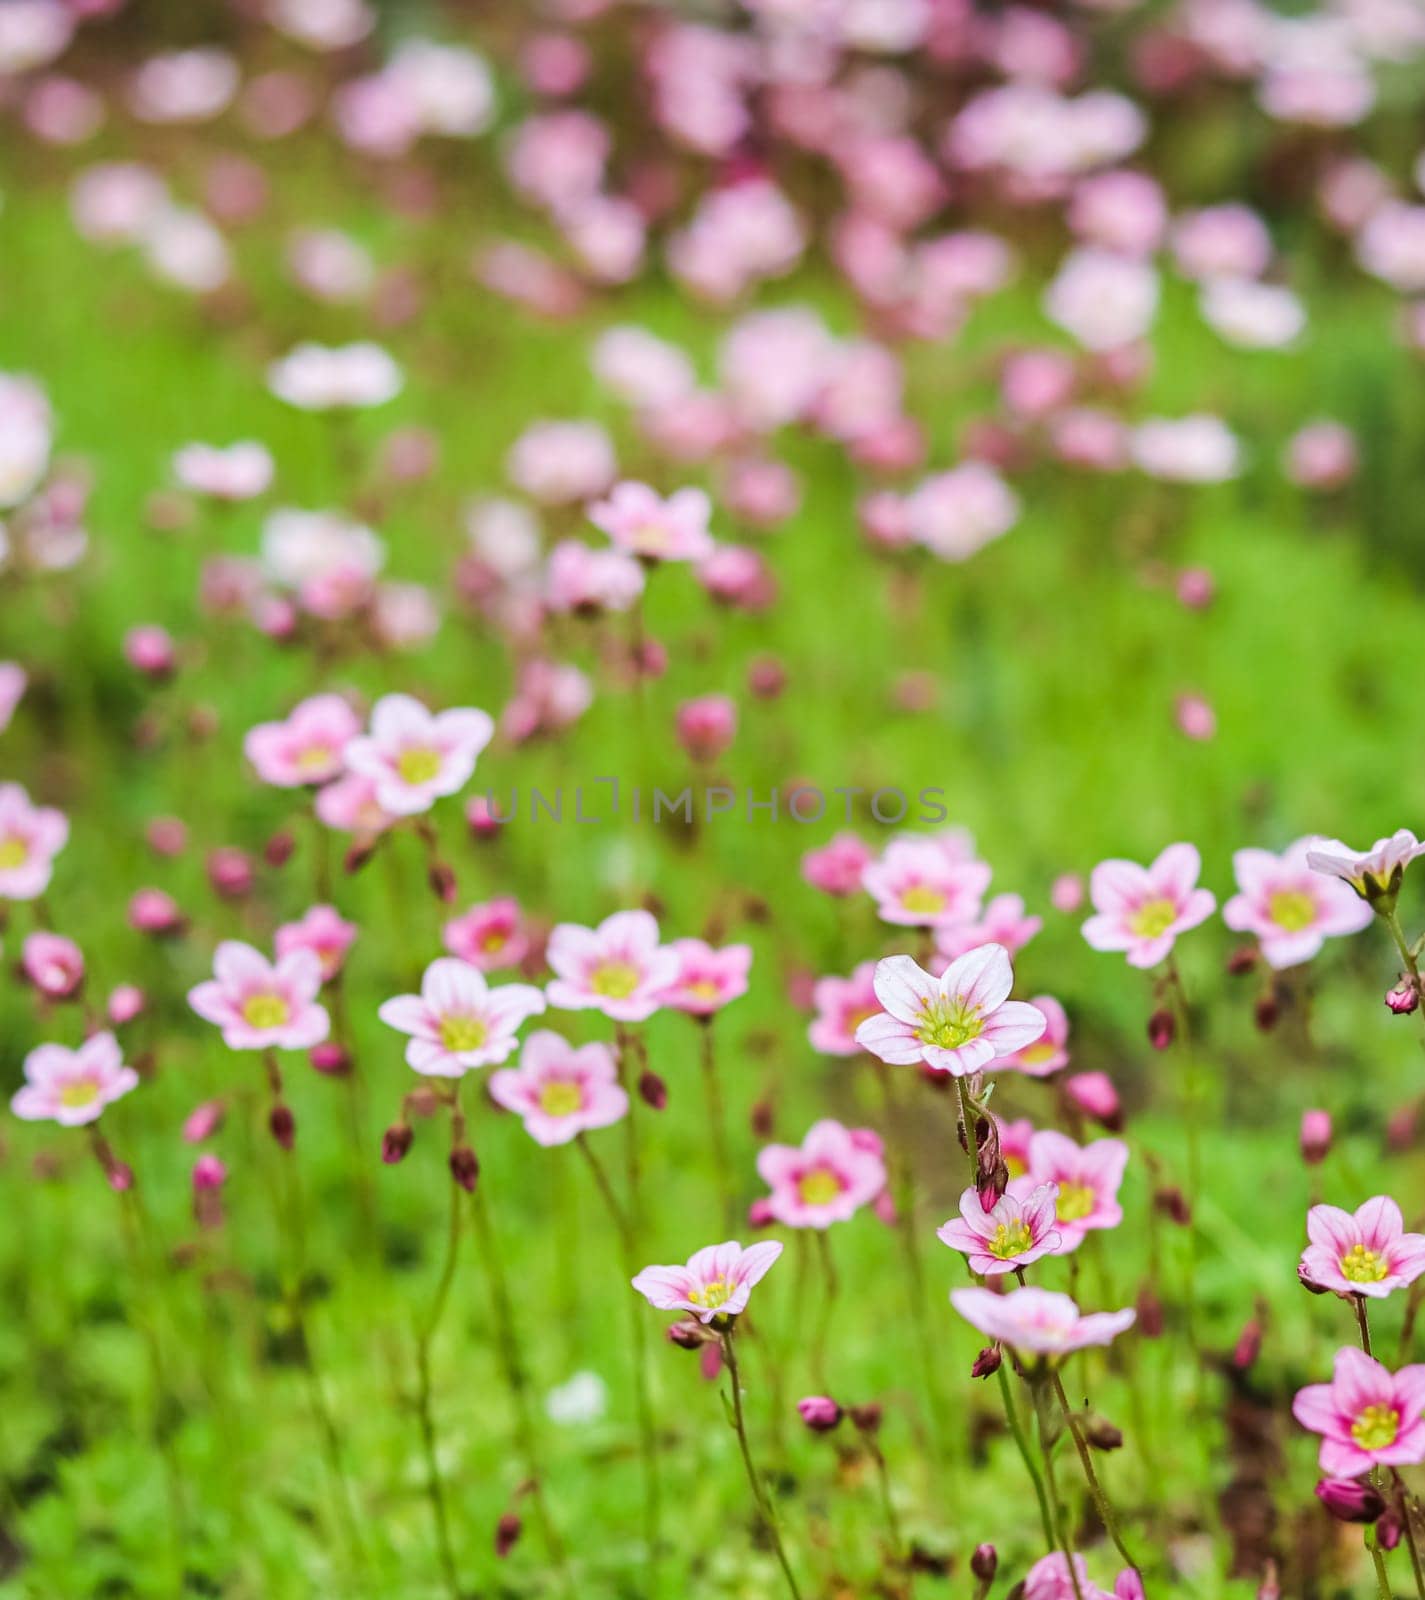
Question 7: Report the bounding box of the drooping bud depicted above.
[747,1197,775,1228]
[1378,1507,1404,1549]
[1253,992,1280,1032]
[796,1395,843,1433]
[1083,1416,1124,1451]
[344,840,378,876]
[1300,1109,1332,1166]
[1147,1008,1174,1050]
[1135,1284,1165,1338]
[1225,944,1258,976]
[849,1402,883,1435]
[264,830,296,869]
[427,862,457,903]
[1314,1477,1385,1524]
[1386,978,1419,1015]
[192,1153,227,1191]
[1298,1262,1329,1295]
[382,1123,414,1164]
[1233,1318,1263,1370]
[449,1146,479,1191]
[971,1544,998,1584]
[269,1104,295,1149]
[638,1070,667,1110]
[749,1098,774,1139]
[309,1041,351,1077]
[494,1512,522,1558]
[971,1344,1002,1380]
[1387,1102,1418,1153]
[1154,1186,1191,1226]
[183,1098,225,1143]
[106,1160,135,1192]
[667,1320,708,1349]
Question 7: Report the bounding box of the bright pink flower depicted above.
[545,909,679,1024]
[632,1238,783,1324]
[863,835,992,929]
[675,696,737,763]
[1023,1553,1122,1600]
[659,939,751,1016]
[314,773,396,836]
[951,1286,1135,1357]
[1293,1347,1425,1476]
[21,931,84,999]
[343,693,494,817]
[1064,1072,1122,1130]
[0,782,68,900]
[935,893,1042,961]
[756,1121,886,1229]
[1081,842,1216,968]
[444,897,529,972]
[1224,839,1373,969]
[1013,1129,1129,1251]
[997,995,1070,1077]
[1306,831,1425,902]
[998,1117,1036,1178]
[802,833,873,897]
[378,958,545,1077]
[275,905,357,981]
[244,693,361,788]
[489,1030,628,1146]
[124,625,176,678]
[11,1031,138,1126]
[188,942,330,1052]
[855,945,1046,1078]
[938,1184,1062,1275]
[129,887,182,935]
[1051,873,1084,913]
[588,481,715,564]
[808,961,882,1057]
[1300,1198,1425,1300]
[108,985,146,1026]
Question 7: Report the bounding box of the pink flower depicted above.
[1012,1130,1129,1251]
[675,696,737,763]
[756,1121,886,1229]
[588,481,715,564]
[802,833,873,897]
[1300,1198,1425,1300]
[0,782,68,900]
[1224,839,1373,969]
[189,942,331,1052]
[935,893,1042,961]
[378,958,546,1077]
[21,931,84,999]
[938,1184,1063,1275]
[808,962,882,1057]
[1081,842,1216,968]
[507,420,616,505]
[11,1032,138,1127]
[1293,1348,1425,1476]
[951,1286,1135,1357]
[1024,1554,1126,1600]
[343,693,494,817]
[997,995,1070,1077]
[314,773,396,836]
[274,905,357,981]
[173,441,274,500]
[855,945,1046,1078]
[659,939,751,1016]
[244,693,361,788]
[489,1030,628,1146]
[443,898,529,972]
[0,662,26,733]
[998,1117,1036,1178]
[267,341,402,410]
[545,910,680,1024]
[545,540,645,615]
[632,1239,783,1324]
[863,836,992,929]
[1306,831,1425,903]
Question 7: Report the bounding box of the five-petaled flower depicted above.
[545,909,680,1023]
[244,693,361,788]
[1300,1196,1425,1300]
[1293,1347,1425,1476]
[938,1184,1063,1275]
[343,693,494,817]
[378,957,545,1076]
[862,834,992,929]
[11,1032,138,1126]
[951,1285,1136,1357]
[756,1120,887,1229]
[0,782,68,901]
[1082,842,1216,968]
[1306,830,1425,907]
[489,1030,628,1146]
[632,1239,783,1323]
[188,941,331,1051]
[1011,1129,1129,1252]
[1224,839,1372,969]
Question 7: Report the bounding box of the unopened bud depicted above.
[1154,1186,1191,1226]
[849,1402,883,1434]
[1379,1506,1404,1550]
[1387,978,1419,1015]
[192,1153,227,1191]
[1147,1008,1174,1050]
[106,1160,135,1192]
[1225,944,1258,976]
[494,1512,522,1558]
[449,1146,479,1190]
[309,1041,351,1077]
[269,1104,295,1149]
[977,1156,1009,1213]
[796,1395,843,1433]
[971,1344,1002,1379]
[1082,1416,1123,1451]
[1388,1102,1418,1153]
[264,830,296,869]
[1315,1477,1384,1524]
[1254,992,1280,1032]
[638,1070,667,1110]
[1135,1285,1164,1338]
[344,840,377,876]
[667,1320,707,1349]
[1064,1071,1123,1132]
[749,1099,774,1139]
[1298,1262,1329,1295]
[971,1544,998,1584]
[1233,1318,1263,1370]
[1300,1109,1332,1166]
[427,862,457,903]
[382,1123,414,1164]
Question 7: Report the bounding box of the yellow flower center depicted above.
[1128,898,1177,939]
[797,1168,843,1207]
[1005,1153,1027,1178]
[1340,1243,1389,1285]
[58,1080,99,1109]
[901,885,947,915]
[242,992,289,1030]
[480,930,508,953]
[538,1079,583,1117]
[1019,1041,1055,1066]
[295,745,333,776]
[396,747,442,785]
[1056,1182,1096,1223]
[686,979,721,1001]
[0,835,28,870]
[687,1277,732,1310]
[591,961,640,1000]
[915,996,984,1051]
[1268,889,1317,932]
[989,1219,1034,1259]
[439,1015,488,1053]
[1352,1404,1400,1452]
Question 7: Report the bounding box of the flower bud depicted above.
[449,1146,480,1191]
[344,840,378,875]
[1253,993,1280,1032]
[129,888,183,936]
[1225,944,1258,976]
[749,1099,775,1139]
[1147,1008,1174,1050]
[1300,1109,1332,1166]
[192,1153,227,1191]
[21,932,85,999]
[207,847,254,900]
[1233,1318,1263,1370]
[1135,1284,1164,1338]
[1298,1262,1329,1295]
[1064,1071,1123,1132]
[106,1160,135,1192]
[796,1395,843,1433]
[309,1041,351,1077]
[667,1320,707,1349]
[1083,1416,1124,1451]
[183,1099,225,1143]
[849,1402,883,1434]
[638,1070,667,1110]
[971,1544,998,1584]
[1154,1186,1191,1226]
[1378,1506,1404,1549]
[428,862,457,903]
[1387,978,1419,1015]
[1388,1102,1418,1153]
[108,984,146,1025]
[264,830,296,869]
[494,1512,522,1559]
[1314,1477,1384,1524]
[747,1197,775,1228]
[269,1104,295,1150]
[971,1344,1002,1380]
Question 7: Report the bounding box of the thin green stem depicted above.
[1051,1370,1139,1575]
[996,1363,1056,1552]
[1384,907,1425,1042]
[413,1176,464,1600]
[698,1019,736,1232]
[720,1328,804,1600]
[1033,1378,1086,1600]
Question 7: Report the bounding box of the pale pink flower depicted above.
[1131,416,1241,482]
[855,945,1047,1077]
[1200,277,1305,349]
[21,931,84,999]
[378,957,545,1077]
[1306,830,1425,901]
[1171,204,1273,282]
[757,1121,886,1230]
[951,1285,1135,1356]
[675,696,736,763]
[808,962,882,1057]
[863,836,992,929]
[1024,1554,1126,1600]
[173,441,274,501]
[71,162,170,244]
[489,1030,627,1146]
[999,1117,1037,1178]
[343,693,494,817]
[1044,248,1159,351]
[1285,422,1357,491]
[188,942,330,1052]
[0,663,26,734]
[275,905,357,981]
[1293,1347,1425,1476]
[1082,842,1216,967]
[904,464,1019,562]
[588,481,715,564]
[659,939,751,1016]
[11,1032,137,1127]
[1300,1197,1425,1300]
[267,342,402,410]
[1051,874,1084,913]
[935,893,1042,962]
[802,833,873,897]
[998,996,1070,1077]
[632,1238,783,1323]
[314,773,396,836]
[938,1184,1063,1275]
[545,540,645,615]
[1069,170,1167,257]
[443,898,528,972]
[1175,693,1216,742]
[0,782,68,900]
[545,909,679,1023]
[244,693,360,788]
[129,49,238,124]
[591,326,696,409]
[506,420,616,505]
[1224,839,1372,969]
[1012,1130,1129,1250]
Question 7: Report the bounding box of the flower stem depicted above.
[996,1363,1056,1552]
[1051,1369,1139,1575]
[1383,907,1425,1040]
[698,1018,736,1231]
[720,1327,804,1600]
[811,1230,838,1392]
[1356,1295,1374,1356]
[413,1171,465,1600]
[1034,1378,1087,1600]
[1392,1471,1425,1600]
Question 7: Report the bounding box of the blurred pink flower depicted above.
[189,942,329,1052]
[0,782,68,901]
[379,958,545,1076]
[863,836,991,929]
[344,694,493,817]
[675,695,737,763]
[998,995,1070,1077]
[1224,839,1372,968]
[12,1032,137,1126]
[489,1030,627,1146]
[546,909,679,1023]
[444,898,528,972]
[589,481,715,564]
[808,962,882,1057]
[757,1120,886,1229]
[1013,1129,1129,1250]
[659,939,751,1016]
[245,693,360,788]
[802,833,873,897]
[951,1285,1135,1356]
[21,931,84,999]
[275,905,357,981]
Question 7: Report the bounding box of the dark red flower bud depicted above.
[667,1320,707,1349]
[971,1544,998,1584]
[344,840,378,876]
[1315,1477,1385,1524]
[1254,992,1280,1032]
[1147,1008,1175,1050]
[269,1104,295,1150]
[1386,978,1419,1015]
[1225,944,1258,976]
[1154,1186,1191,1226]
[1233,1318,1263,1370]
[1083,1416,1123,1451]
[749,1099,775,1139]
[1388,1103,1418,1153]
[264,830,296,869]
[427,862,457,903]
[1135,1285,1165,1338]
[382,1123,414,1164]
[449,1146,479,1191]
[309,1041,351,1077]
[971,1344,1002,1379]
[796,1395,843,1433]
[849,1402,883,1434]
[494,1512,522,1558]
[638,1070,667,1110]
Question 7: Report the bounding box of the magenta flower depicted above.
[801,832,873,897]
[314,773,396,836]
[1300,1197,1425,1300]
[488,1030,628,1146]
[935,893,1043,961]
[443,897,529,972]
[862,835,992,929]
[11,1032,138,1126]
[1081,842,1216,968]
[938,1184,1062,1275]
[808,961,882,1057]
[274,905,358,981]
[588,480,715,563]
[188,942,330,1052]
[756,1120,887,1229]
[1293,1347,1425,1476]
[659,938,752,1016]
[1024,1554,1138,1600]
[21,931,84,999]
[0,782,68,900]
[343,693,494,817]
[378,957,545,1077]
[632,1239,784,1324]
[1012,1129,1129,1251]
[243,693,361,788]
[854,945,1046,1077]
[545,909,680,1024]
[1223,839,1372,968]
[1306,830,1425,903]
[951,1286,1136,1357]
[998,1116,1036,1178]
[997,995,1070,1077]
